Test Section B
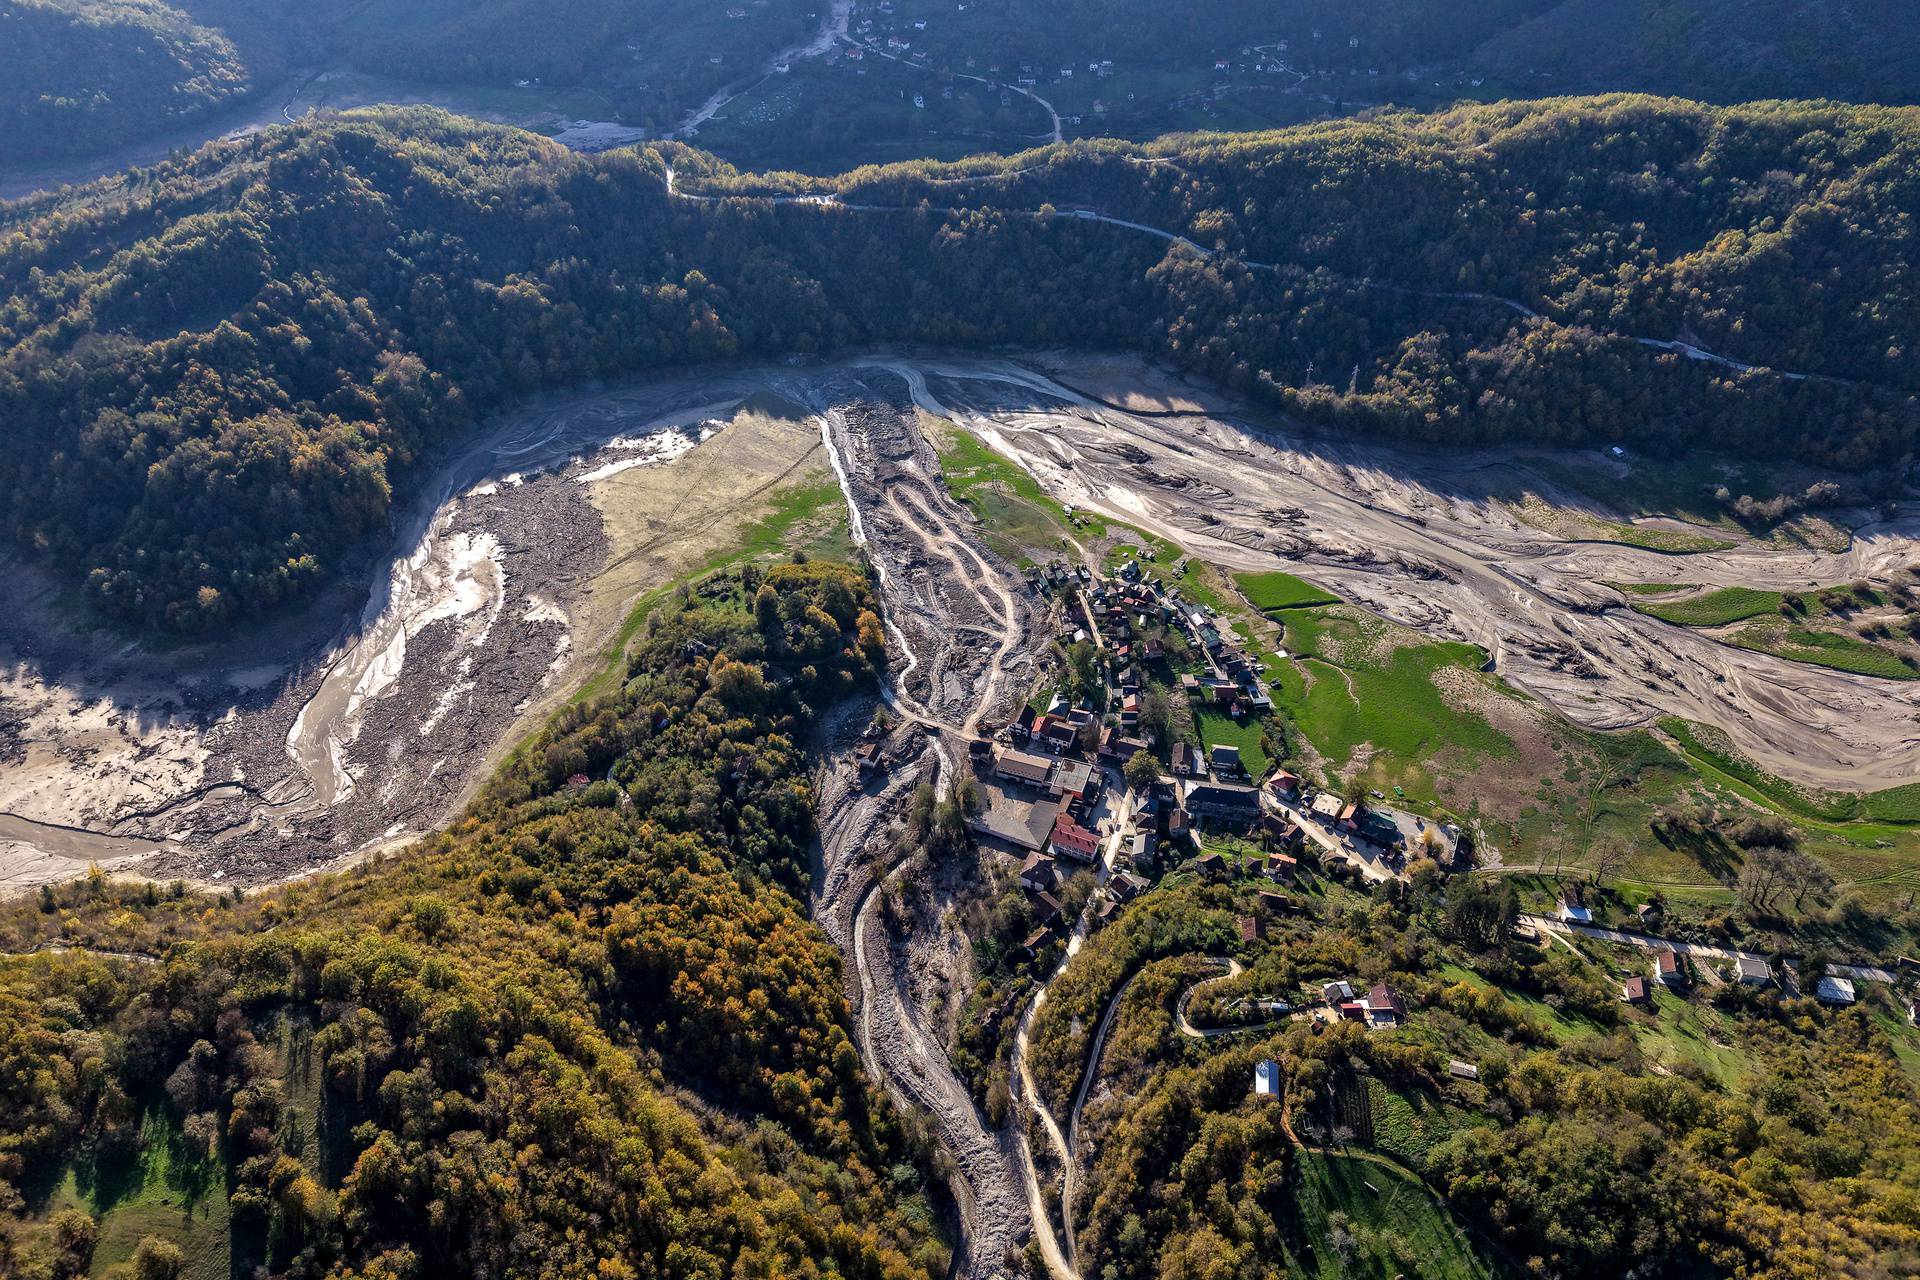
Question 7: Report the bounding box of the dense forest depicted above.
[0,0,817,166]
[0,0,256,164]
[0,559,945,1279]
[0,98,1912,632]
[891,0,1920,105]
[11,0,1920,170]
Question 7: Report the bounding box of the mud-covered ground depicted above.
[871,353,1920,793]
[0,366,806,893]
[807,368,1052,1279]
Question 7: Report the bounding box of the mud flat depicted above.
[5,351,1911,897]
[807,367,1053,1277]
[0,366,833,895]
[867,353,1920,793]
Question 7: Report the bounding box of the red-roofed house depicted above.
[1049,816,1100,864]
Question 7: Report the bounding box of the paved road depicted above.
[1265,794,1398,884]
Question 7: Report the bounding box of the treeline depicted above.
[1,99,1915,631]
[0,560,945,1280]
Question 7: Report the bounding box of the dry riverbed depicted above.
[0,368,834,895]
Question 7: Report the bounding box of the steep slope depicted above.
[0,0,256,164]
[0,100,1913,632]
[0,561,945,1280]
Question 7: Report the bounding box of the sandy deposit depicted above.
[859,353,1920,792]
[0,366,830,895]
[5,352,1913,902]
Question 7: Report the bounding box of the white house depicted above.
[1254,1059,1281,1097]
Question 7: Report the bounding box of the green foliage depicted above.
[1268,607,1511,797]
[0,563,942,1280]
[3,99,1918,629]
[1026,885,1234,1115]
[1633,586,1785,627]
[0,0,821,166]
[1731,622,1920,681]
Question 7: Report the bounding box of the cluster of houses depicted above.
[1553,888,1870,1008]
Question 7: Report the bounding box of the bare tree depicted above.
[1588,835,1632,885]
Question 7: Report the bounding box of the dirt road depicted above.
[804,369,1051,1278]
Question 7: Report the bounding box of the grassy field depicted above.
[574,475,849,706]
[1365,1079,1484,1169]
[1194,707,1274,778]
[1730,621,1919,680]
[1607,580,1693,597]
[37,1110,231,1280]
[931,418,1085,566]
[1636,985,1749,1086]
[1285,1149,1505,1280]
[1266,606,1511,804]
[1631,586,1783,627]
[1659,718,1920,825]
[1234,569,1340,613]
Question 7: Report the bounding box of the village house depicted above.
[1621,976,1651,1004]
[1558,889,1593,925]
[1184,781,1262,824]
[1022,927,1053,958]
[1265,853,1299,882]
[1349,983,1406,1028]
[1051,758,1097,803]
[1171,742,1196,776]
[1257,889,1292,914]
[1253,1059,1281,1098]
[1815,974,1857,1005]
[995,747,1054,789]
[1210,744,1243,776]
[1032,891,1065,926]
[1654,949,1686,988]
[1019,852,1058,893]
[1309,792,1343,823]
[1322,979,1356,1004]
[1238,914,1264,944]
[1736,955,1772,987]
[1112,871,1149,902]
[1268,770,1301,798]
[1029,714,1076,754]
[1194,850,1229,878]
[1049,815,1100,864]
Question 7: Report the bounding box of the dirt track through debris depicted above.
[805,369,1052,1277]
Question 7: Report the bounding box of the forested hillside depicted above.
[0,0,817,166]
[0,98,1913,631]
[0,0,255,163]
[892,0,1920,105]
[0,560,942,1280]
